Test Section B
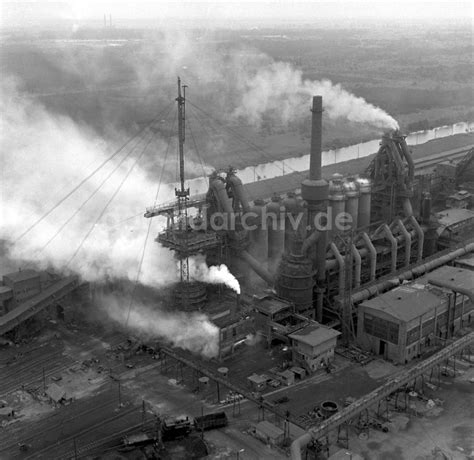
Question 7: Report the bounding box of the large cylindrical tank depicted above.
[282,192,299,253]
[275,252,314,315]
[328,173,346,240]
[267,195,285,272]
[356,176,372,230]
[249,199,268,265]
[343,176,360,231]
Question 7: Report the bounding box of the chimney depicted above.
[309,96,323,181]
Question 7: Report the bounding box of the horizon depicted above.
[1,1,472,30]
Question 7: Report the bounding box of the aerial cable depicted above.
[24,131,152,266]
[15,100,175,244]
[125,112,177,328]
[186,113,209,187]
[187,105,273,199]
[187,99,306,179]
[66,129,157,269]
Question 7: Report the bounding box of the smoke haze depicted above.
[1,30,397,284]
[100,294,219,358]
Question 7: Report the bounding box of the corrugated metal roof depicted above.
[253,295,291,315]
[361,286,442,322]
[288,323,340,346]
[435,208,474,236]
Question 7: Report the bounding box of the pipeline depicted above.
[351,244,362,288]
[398,134,415,183]
[410,215,424,261]
[350,241,474,304]
[377,223,398,273]
[226,173,251,213]
[301,230,321,258]
[361,232,376,281]
[330,242,345,295]
[239,250,274,286]
[395,219,411,267]
[210,179,235,215]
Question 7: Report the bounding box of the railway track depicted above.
[23,404,139,459]
[0,351,76,397]
[0,392,120,454]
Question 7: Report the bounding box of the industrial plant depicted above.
[1,75,473,459]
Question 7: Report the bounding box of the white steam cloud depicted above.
[233,61,399,130]
[0,78,176,287]
[189,255,241,294]
[100,294,219,358]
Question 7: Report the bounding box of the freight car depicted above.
[194,411,228,431]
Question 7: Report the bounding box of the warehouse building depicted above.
[357,266,474,363]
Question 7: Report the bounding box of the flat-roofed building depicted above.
[357,266,474,363]
[289,323,340,373]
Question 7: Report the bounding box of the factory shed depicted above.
[357,267,474,364]
[247,374,267,391]
[2,269,41,305]
[435,208,474,247]
[254,420,284,446]
[427,265,474,302]
[455,254,474,271]
[289,323,340,373]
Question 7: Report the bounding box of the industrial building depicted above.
[289,323,340,372]
[1,77,474,460]
[357,265,474,363]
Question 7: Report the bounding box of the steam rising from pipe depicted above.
[100,294,219,358]
[189,255,241,294]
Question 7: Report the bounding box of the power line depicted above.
[186,113,209,188]
[15,100,175,244]
[23,130,151,267]
[125,112,177,328]
[66,129,157,269]
[187,98,306,180]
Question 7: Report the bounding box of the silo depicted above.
[249,199,268,265]
[266,195,285,272]
[356,177,372,230]
[343,176,360,231]
[328,173,346,241]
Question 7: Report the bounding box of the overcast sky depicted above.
[1,1,472,28]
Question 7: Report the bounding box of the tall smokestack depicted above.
[309,96,323,181]
[300,95,328,322]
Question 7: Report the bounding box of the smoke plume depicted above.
[100,294,219,358]
[0,77,177,287]
[233,61,399,129]
[189,255,241,294]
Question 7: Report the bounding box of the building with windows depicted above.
[357,266,474,363]
[288,323,340,373]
